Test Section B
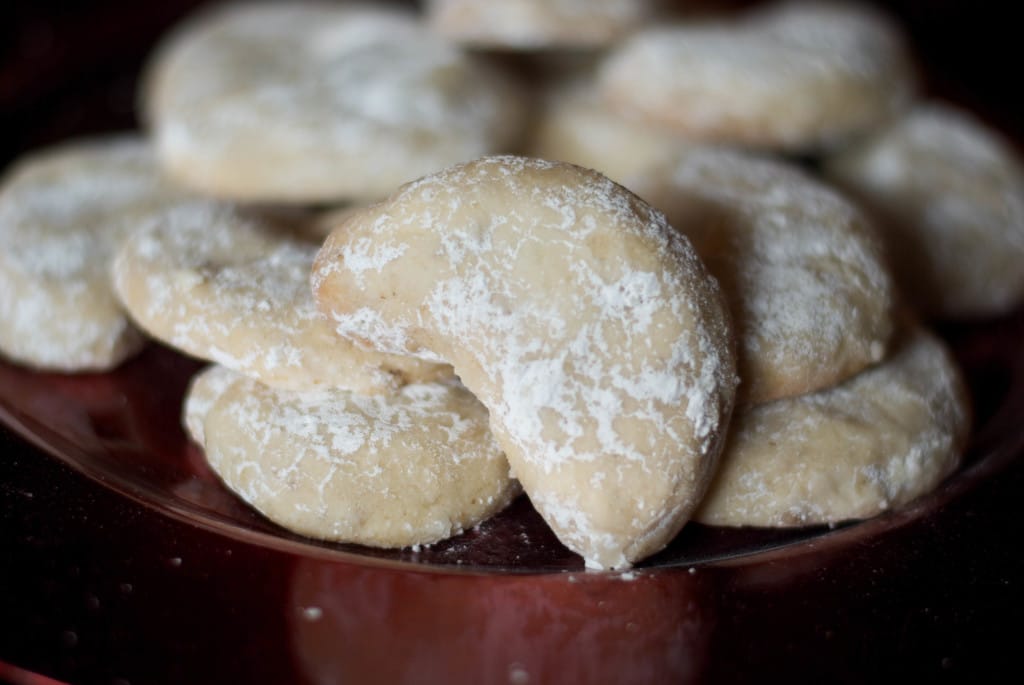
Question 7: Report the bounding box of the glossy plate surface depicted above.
[1,316,1023,684]
[0,314,1015,574]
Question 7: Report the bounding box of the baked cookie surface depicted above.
[203,374,518,549]
[526,79,685,185]
[314,156,737,569]
[113,200,452,392]
[183,364,239,447]
[695,325,970,527]
[0,136,185,371]
[144,2,526,203]
[627,146,894,404]
[598,1,915,151]
[426,0,657,50]
[826,102,1024,318]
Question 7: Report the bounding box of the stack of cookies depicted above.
[3,0,1018,570]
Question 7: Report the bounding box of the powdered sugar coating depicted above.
[626,146,894,404]
[695,325,970,526]
[145,2,527,202]
[0,135,187,370]
[112,200,452,392]
[183,364,239,446]
[426,0,657,49]
[825,102,1024,318]
[597,1,915,151]
[203,374,518,548]
[314,156,737,569]
[526,79,686,186]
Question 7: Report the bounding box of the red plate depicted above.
[2,315,1023,683]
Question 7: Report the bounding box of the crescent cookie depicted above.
[694,325,970,527]
[202,372,519,549]
[626,146,894,405]
[112,200,452,393]
[425,0,657,50]
[313,156,738,569]
[0,135,186,371]
[597,1,915,151]
[825,102,1024,318]
[144,2,527,203]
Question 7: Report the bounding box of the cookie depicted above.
[144,2,527,203]
[426,0,657,50]
[526,79,685,185]
[313,156,737,569]
[597,1,915,151]
[825,102,1024,318]
[203,374,519,548]
[112,200,453,393]
[626,146,895,404]
[183,364,239,446]
[694,325,970,527]
[0,135,185,371]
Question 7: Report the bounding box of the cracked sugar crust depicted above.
[313,156,738,569]
[183,364,240,447]
[0,135,188,371]
[112,200,453,393]
[202,374,519,548]
[625,146,894,405]
[144,2,527,203]
[825,102,1024,318]
[597,1,916,151]
[426,0,658,50]
[695,324,970,527]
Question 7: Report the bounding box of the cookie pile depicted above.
[3,0,1014,569]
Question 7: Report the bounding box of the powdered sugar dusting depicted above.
[342,236,409,288]
[329,307,450,365]
[113,200,451,392]
[597,0,914,149]
[427,0,656,49]
[0,135,184,370]
[148,2,526,201]
[825,102,1024,317]
[626,146,894,404]
[183,364,242,446]
[314,155,737,568]
[696,326,970,526]
[202,376,517,547]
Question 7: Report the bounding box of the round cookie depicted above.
[144,2,527,203]
[526,79,686,186]
[825,102,1024,318]
[694,325,970,527]
[313,156,738,569]
[183,364,240,446]
[426,0,657,50]
[112,200,453,393]
[203,375,519,548]
[0,135,186,371]
[597,1,916,151]
[627,146,894,405]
